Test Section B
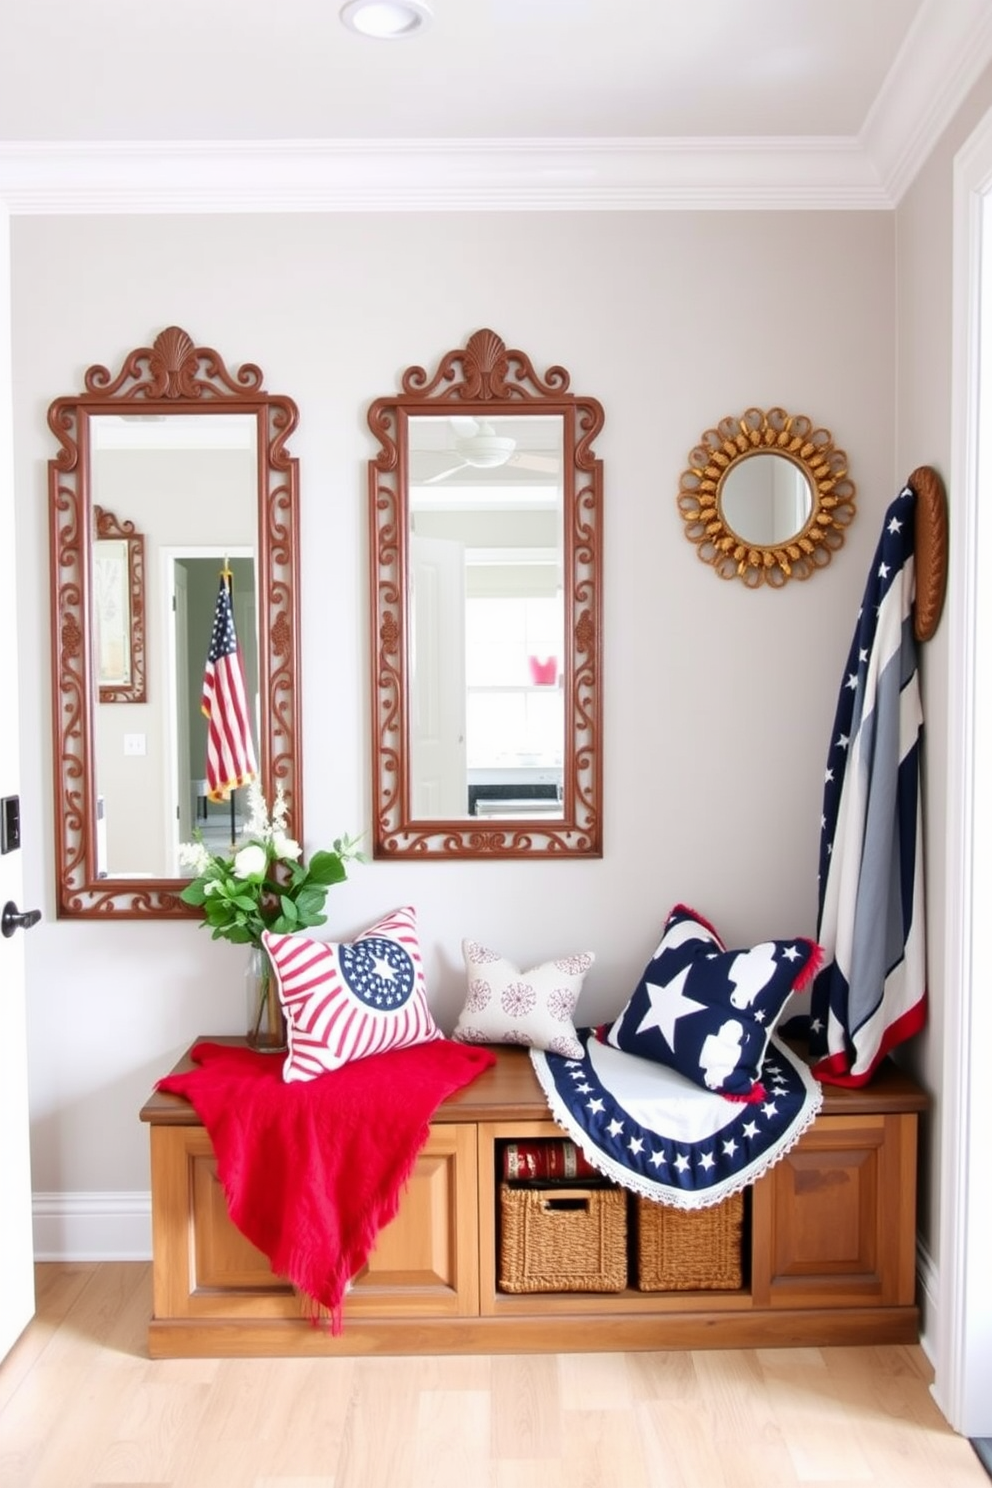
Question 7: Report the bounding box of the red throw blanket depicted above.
[158,1037,496,1332]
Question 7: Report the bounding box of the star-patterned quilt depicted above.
[530,1030,822,1209]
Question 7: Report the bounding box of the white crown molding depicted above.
[0,136,890,214]
[862,0,992,203]
[0,4,989,215]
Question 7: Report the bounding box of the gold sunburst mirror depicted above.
[677,406,856,587]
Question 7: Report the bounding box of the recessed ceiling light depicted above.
[339,0,433,39]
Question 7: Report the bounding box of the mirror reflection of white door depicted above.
[410,534,466,817]
[0,270,36,1358]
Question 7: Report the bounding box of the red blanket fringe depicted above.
[158,1038,495,1333]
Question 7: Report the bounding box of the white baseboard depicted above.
[32,1191,152,1262]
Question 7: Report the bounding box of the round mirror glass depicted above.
[719,452,813,546]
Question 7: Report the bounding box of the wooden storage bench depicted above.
[139,1039,928,1358]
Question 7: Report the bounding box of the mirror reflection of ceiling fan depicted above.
[419,417,560,485]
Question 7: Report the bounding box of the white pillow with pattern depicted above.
[452,940,594,1058]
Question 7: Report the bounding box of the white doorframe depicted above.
[0,204,36,1360]
[933,104,992,1438]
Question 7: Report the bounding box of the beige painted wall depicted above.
[13,209,896,1198]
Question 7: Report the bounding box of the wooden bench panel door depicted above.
[150,1125,299,1322]
[749,1113,918,1310]
[346,1123,479,1318]
[149,1122,479,1323]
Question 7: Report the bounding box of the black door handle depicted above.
[1,901,42,938]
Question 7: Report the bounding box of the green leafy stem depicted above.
[180,837,363,946]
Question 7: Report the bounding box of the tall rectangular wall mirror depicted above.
[48,327,302,917]
[368,329,603,858]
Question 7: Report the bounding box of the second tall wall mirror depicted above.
[49,326,302,917]
[368,329,603,858]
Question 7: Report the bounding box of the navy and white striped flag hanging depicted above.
[810,484,927,1085]
[201,571,258,802]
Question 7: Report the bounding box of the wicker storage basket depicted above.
[499,1184,628,1293]
[635,1191,744,1291]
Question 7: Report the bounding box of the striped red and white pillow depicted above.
[263,906,442,1083]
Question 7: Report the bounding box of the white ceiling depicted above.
[0,0,931,141]
[1,0,991,211]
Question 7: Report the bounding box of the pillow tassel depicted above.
[792,940,824,993]
[721,1083,767,1105]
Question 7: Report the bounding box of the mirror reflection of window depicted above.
[464,583,563,769]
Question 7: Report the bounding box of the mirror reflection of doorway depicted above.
[165,549,257,871]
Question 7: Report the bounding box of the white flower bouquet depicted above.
[178,782,363,947]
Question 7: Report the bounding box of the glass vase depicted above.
[245,944,287,1052]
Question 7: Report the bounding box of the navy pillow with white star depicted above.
[596,905,822,1102]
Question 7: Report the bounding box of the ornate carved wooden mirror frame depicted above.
[49,326,302,917]
[368,328,603,858]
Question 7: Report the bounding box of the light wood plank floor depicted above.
[0,1263,988,1488]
